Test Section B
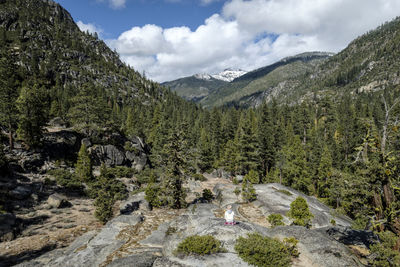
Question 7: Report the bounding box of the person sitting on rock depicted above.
[224,205,235,225]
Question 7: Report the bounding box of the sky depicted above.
[54,0,400,82]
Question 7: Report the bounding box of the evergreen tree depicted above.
[257,103,276,176]
[221,139,239,174]
[16,83,48,148]
[0,49,19,149]
[75,144,92,182]
[287,197,314,227]
[242,177,257,202]
[67,83,110,132]
[280,133,311,194]
[244,169,260,184]
[159,127,188,209]
[197,128,213,172]
[316,144,333,197]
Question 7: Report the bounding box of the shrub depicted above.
[136,168,158,185]
[234,188,241,200]
[175,235,225,256]
[145,183,162,208]
[287,197,314,227]
[242,178,257,203]
[283,237,300,257]
[75,144,92,182]
[330,219,336,226]
[244,170,260,184]
[277,189,292,196]
[369,231,400,267]
[268,213,285,227]
[107,166,135,178]
[94,190,113,224]
[232,177,239,185]
[47,169,83,192]
[202,189,214,202]
[193,173,207,181]
[235,232,292,267]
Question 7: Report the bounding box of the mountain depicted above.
[200,52,333,108]
[211,68,248,82]
[162,69,247,102]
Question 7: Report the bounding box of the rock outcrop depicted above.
[17,200,364,267]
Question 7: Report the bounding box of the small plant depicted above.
[47,169,83,192]
[107,166,135,178]
[330,219,336,226]
[283,237,300,257]
[277,189,292,196]
[287,197,314,227]
[235,232,292,267]
[94,190,114,224]
[232,177,239,185]
[202,189,214,202]
[267,213,285,227]
[193,173,207,181]
[166,226,177,235]
[175,235,225,256]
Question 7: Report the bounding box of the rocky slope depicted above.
[10,175,377,267]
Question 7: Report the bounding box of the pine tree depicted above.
[316,144,333,197]
[197,128,213,172]
[16,83,49,148]
[242,177,257,203]
[287,197,314,227]
[67,83,110,132]
[75,144,92,182]
[280,132,311,194]
[0,49,19,149]
[159,127,188,209]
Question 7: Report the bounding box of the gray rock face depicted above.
[0,213,16,241]
[90,145,126,167]
[119,192,150,215]
[253,183,352,228]
[47,193,70,209]
[36,214,144,267]
[210,169,231,179]
[43,130,81,160]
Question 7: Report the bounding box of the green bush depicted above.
[107,166,135,178]
[287,197,314,227]
[244,170,260,184]
[47,169,83,192]
[235,233,292,267]
[202,189,214,202]
[145,183,162,208]
[94,190,114,224]
[232,177,239,185]
[175,235,225,256]
[330,219,336,226]
[283,237,300,257]
[193,173,207,181]
[136,168,158,185]
[369,231,400,267]
[277,189,292,196]
[267,213,285,227]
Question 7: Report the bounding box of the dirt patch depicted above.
[238,203,271,228]
[0,197,101,265]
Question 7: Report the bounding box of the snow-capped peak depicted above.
[194,73,212,80]
[211,68,247,82]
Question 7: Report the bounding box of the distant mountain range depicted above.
[162,69,247,102]
[167,16,400,109]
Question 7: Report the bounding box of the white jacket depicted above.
[224,210,235,222]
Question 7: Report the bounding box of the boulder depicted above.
[252,183,352,228]
[0,213,16,241]
[48,117,67,128]
[234,175,243,183]
[42,130,81,160]
[10,185,32,200]
[119,192,150,215]
[18,152,45,172]
[90,145,126,167]
[47,193,70,209]
[210,169,231,179]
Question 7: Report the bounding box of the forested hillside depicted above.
[0,0,399,266]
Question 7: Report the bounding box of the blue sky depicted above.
[54,0,225,39]
[54,0,400,82]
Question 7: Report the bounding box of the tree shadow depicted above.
[16,214,51,234]
[0,243,56,267]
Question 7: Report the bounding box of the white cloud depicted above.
[110,0,126,9]
[107,0,400,82]
[77,21,103,37]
